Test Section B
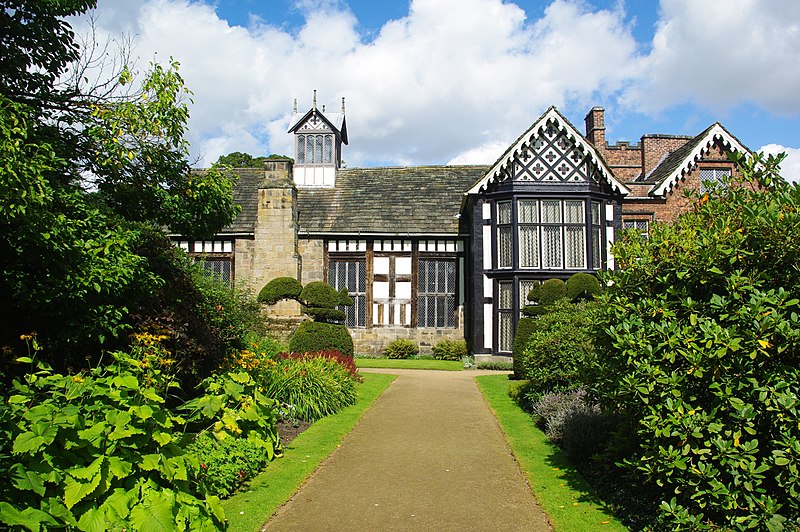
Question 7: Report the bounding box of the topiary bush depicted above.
[590,154,800,530]
[512,316,537,378]
[300,281,345,310]
[288,321,353,356]
[383,338,418,359]
[565,272,601,302]
[431,338,468,361]
[519,299,598,403]
[257,277,303,305]
[531,278,567,305]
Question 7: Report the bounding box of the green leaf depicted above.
[11,464,46,496]
[129,492,176,532]
[0,502,58,531]
[205,495,225,524]
[8,394,29,404]
[141,454,160,471]
[12,432,45,454]
[77,506,108,532]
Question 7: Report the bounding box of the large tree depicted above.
[0,1,241,371]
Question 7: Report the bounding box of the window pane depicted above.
[499,312,513,352]
[324,134,333,163]
[542,200,561,223]
[499,282,513,309]
[591,201,601,225]
[518,200,538,223]
[314,135,323,163]
[565,226,585,269]
[565,200,584,223]
[498,226,512,268]
[592,226,602,269]
[519,226,539,268]
[519,280,537,310]
[418,260,456,328]
[497,201,512,224]
[329,260,366,328]
[542,226,562,268]
[297,135,306,164]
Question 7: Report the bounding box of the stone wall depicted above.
[350,324,466,356]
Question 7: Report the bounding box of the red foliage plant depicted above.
[278,350,360,381]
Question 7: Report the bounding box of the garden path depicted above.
[262,368,552,531]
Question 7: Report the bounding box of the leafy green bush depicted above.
[507,380,531,403]
[263,354,358,421]
[257,277,303,305]
[431,338,467,361]
[529,278,567,305]
[0,334,264,531]
[288,321,354,356]
[591,154,800,530]
[303,307,347,322]
[476,361,514,371]
[383,339,418,359]
[300,281,346,310]
[187,433,273,499]
[565,272,601,301]
[519,300,598,403]
[512,316,537,378]
[533,389,610,465]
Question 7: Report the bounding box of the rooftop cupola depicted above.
[287,90,348,187]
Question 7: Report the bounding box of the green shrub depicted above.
[0,334,281,531]
[288,321,354,356]
[257,277,303,305]
[188,432,273,499]
[264,353,358,421]
[383,339,418,359]
[507,379,531,403]
[304,307,346,323]
[431,338,467,361]
[519,300,598,403]
[300,281,346,310]
[565,272,601,301]
[529,278,567,305]
[591,154,800,529]
[512,316,537,378]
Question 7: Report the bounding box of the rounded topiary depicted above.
[257,276,303,305]
[300,281,348,309]
[566,273,602,302]
[383,339,418,359]
[288,321,354,356]
[304,307,346,323]
[536,278,568,305]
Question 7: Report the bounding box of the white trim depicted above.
[465,107,630,196]
[651,123,749,197]
[483,304,494,349]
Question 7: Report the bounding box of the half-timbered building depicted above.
[173,99,750,360]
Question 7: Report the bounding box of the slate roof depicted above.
[219,168,294,234]
[297,166,489,235]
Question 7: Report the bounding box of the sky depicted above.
[69,0,800,180]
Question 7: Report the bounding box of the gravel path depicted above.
[263,368,552,531]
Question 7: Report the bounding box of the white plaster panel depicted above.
[482,203,491,220]
[483,275,493,298]
[374,257,390,275]
[223,241,233,253]
[482,226,492,266]
[605,204,614,222]
[373,281,389,299]
[396,256,412,275]
[396,281,411,300]
[606,228,615,270]
[483,304,494,349]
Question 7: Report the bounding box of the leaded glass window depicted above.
[328,260,366,328]
[591,202,602,269]
[623,219,650,240]
[498,282,514,352]
[199,259,232,286]
[297,134,335,164]
[564,200,585,269]
[700,168,730,194]
[519,279,538,316]
[518,200,539,268]
[324,134,333,163]
[497,201,512,268]
[417,260,456,328]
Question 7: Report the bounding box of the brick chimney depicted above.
[584,107,606,148]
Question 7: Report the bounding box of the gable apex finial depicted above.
[342,97,346,114]
[313,89,317,110]
[293,98,297,113]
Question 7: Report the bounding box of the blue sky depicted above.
[72,0,800,179]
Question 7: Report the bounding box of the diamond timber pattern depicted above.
[511,124,591,183]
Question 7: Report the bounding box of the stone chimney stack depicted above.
[585,107,606,148]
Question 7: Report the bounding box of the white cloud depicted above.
[624,0,800,115]
[72,0,639,166]
[759,144,800,184]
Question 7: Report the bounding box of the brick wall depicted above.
[641,135,692,177]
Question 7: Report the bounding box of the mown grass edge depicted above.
[222,372,397,532]
[476,374,627,532]
[355,358,463,371]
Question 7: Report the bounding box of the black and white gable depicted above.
[467,106,629,195]
[288,92,348,187]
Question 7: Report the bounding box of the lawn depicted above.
[476,375,627,532]
[222,372,396,532]
[355,357,463,371]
